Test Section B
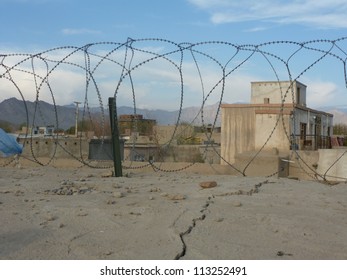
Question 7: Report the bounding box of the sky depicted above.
[0,0,347,110]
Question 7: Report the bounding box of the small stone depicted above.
[14,190,24,196]
[149,196,154,200]
[167,194,186,200]
[112,183,122,189]
[45,214,57,221]
[232,201,242,207]
[59,223,65,228]
[215,218,224,222]
[113,192,125,198]
[101,171,113,178]
[199,181,217,189]
[77,212,88,217]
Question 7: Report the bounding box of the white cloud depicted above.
[188,0,347,29]
[245,26,268,33]
[305,79,341,107]
[62,28,101,35]
[4,41,344,112]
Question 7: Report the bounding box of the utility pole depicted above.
[74,101,81,137]
[108,97,123,177]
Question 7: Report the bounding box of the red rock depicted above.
[199,181,217,189]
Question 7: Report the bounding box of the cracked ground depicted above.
[1,166,347,259]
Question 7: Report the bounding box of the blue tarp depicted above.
[0,128,23,157]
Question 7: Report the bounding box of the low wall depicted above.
[234,150,289,178]
[19,138,89,159]
[161,145,221,163]
[317,149,347,181]
[289,150,319,180]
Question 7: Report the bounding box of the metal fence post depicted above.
[108,97,123,177]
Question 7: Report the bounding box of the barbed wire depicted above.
[0,38,346,183]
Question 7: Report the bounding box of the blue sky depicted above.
[1,0,347,110]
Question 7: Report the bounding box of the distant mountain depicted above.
[1,98,346,132]
[0,98,79,130]
[318,106,347,124]
[0,98,222,130]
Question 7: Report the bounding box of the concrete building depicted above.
[221,80,334,165]
[119,114,156,137]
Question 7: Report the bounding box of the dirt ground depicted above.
[1,158,347,259]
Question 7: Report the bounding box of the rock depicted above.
[232,201,242,207]
[101,170,113,178]
[61,180,74,187]
[199,181,217,189]
[112,183,122,189]
[45,214,57,221]
[167,194,186,200]
[150,187,161,192]
[113,192,125,198]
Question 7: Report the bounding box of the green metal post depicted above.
[108,97,123,177]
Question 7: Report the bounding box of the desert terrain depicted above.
[0,158,347,260]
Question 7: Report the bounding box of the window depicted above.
[296,87,301,104]
[300,123,307,140]
[264,98,270,104]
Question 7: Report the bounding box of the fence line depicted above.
[1,38,347,182]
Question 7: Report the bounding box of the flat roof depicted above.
[221,103,333,117]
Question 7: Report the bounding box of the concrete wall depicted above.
[289,150,320,180]
[234,150,289,178]
[221,107,256,164]
[156,145,220,163]
[19,138,89,159]
[251,80,306,106]
[255,113,291,152]
[316,149,347,181]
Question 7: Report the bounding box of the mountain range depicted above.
[1,98,347,132]
[0,98,222,131]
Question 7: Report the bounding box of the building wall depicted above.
[255,113,291,152]
[292,107,333,137]
[251,81,306,106]
[221,106,256,164]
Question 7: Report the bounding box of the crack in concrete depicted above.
[67,230,93,255]
[215,180,270,197]
[174,196,213,260]
[174,180,271,260]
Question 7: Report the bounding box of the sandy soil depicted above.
[0,159,347,260]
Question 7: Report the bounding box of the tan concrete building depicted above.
[221,80,333,165]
